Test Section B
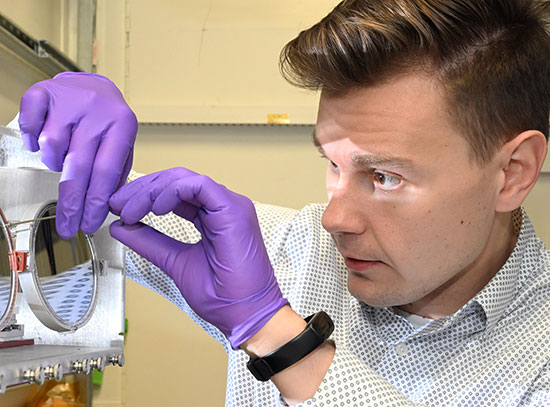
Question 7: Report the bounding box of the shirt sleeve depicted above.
[286,344,425,406]
[289,346,550,406]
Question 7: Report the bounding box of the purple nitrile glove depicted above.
[19,72,138,239]
[108,167,289,349]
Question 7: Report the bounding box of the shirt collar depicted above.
[409,208,543,338]
[470,208,543,332]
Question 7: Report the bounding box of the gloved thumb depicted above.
[109,220,191,274]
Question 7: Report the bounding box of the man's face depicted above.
[316,73,512,317]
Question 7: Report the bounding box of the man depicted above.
[17,0,550,405]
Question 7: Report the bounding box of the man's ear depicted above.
[495,130,548,212]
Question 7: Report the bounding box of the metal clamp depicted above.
[8,251,27,272]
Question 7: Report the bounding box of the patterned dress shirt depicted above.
[126,171,550,406]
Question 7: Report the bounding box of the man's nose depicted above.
[321,189,367,235]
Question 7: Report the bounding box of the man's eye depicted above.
[374,172,401,190]
[319,153,339,171]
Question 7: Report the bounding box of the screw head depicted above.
[91,357,105,372]
[109,353,125,367]
[82,359,91,375]
[35,366,45,385]
[46,364,63,381]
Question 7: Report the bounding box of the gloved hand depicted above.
[19,72,138,238]
[108,167,289,348]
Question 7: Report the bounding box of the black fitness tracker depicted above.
[246,311,334,381]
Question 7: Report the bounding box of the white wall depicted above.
[123,0,336,124]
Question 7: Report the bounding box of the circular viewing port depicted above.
[18,201,98,332]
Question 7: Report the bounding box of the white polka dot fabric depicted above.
[125,171,550,406]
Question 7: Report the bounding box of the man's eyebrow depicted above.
[351,153,414,170]
[312,129,413,169]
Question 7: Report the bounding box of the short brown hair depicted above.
[280,0,550,164]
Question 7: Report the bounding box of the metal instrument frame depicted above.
[0,168,125,393]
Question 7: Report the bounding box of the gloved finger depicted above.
[152,174,228,216]
[18,82,50,152]
[57,180,86,239]
[151,176,234,239]
[80,114,137,234]
[118,174,204,224]
[115,149,134,191]
[55,120,103,238]
[171,202,201,221]
[118,177,175,224]
[148,180,203,217]
[109,171,166,214]
[37,113,73,172]
[109,167,198,215]
[109,220,194,275]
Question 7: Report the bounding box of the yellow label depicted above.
[267,113,290,124]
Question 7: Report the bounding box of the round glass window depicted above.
[18,201,98,332]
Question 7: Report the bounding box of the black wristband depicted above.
[246,311,334,382]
